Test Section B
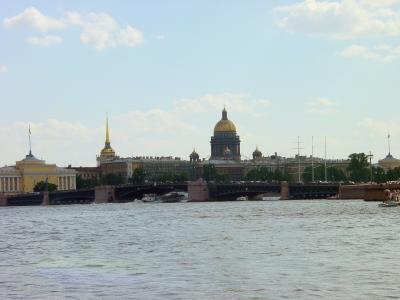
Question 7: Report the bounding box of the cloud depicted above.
[306,98,338,114]
[175,93,271,114]
[26,35,63,46]
[3,7,144,50]
[274,0,400,39]
[65,11,143,51]
[340,44,400,62]
[3,7,65,32]
[358,118,400,137]
[0,64,8,73]
[0,93,273,166]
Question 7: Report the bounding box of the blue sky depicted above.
[1,0,400,166]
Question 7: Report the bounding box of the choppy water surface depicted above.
[1,200,400,300]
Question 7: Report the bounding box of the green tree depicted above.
[76,175,99,189]
[303,165,347,183]
[347,153,370,183]
[100,173,124,185]
[216,172,231,183]
[387,167,400,181]
[203,164,217,181]
[129,168,145,184]
[173,172,188,183]
[372,167,387,183]
[33,181,58,192]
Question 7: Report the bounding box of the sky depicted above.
[1,0,400,167]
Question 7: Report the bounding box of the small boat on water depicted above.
[236,196,248,201]
[141,193,158,203]
[262,196,280,201]
[378,201,399,207]
[159,192,185,203]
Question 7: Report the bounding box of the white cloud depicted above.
[340,43,400,62]
[175,93,271,114]
[3,7,65,32]
[0,93,273,166]
[274,0,400,39]
[358,118,400,137]
[0,64,8,73]
[3,8,144,50]
[26,35,63,46]
[307,98,338,114]
[117,25,143,47]
[65,11,143,51]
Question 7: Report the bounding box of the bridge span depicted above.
[0,181,342,206]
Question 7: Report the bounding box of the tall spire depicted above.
[388,133,391,156]
[105,115,110,146]
[28,124,33,157]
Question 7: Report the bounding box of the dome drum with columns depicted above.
[210,108,241,161]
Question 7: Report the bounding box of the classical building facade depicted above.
[0,151,76,195]
[378,153,400,171]
[210,108,241,161]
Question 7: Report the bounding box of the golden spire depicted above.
[100,114,115,157]
[105,115,110,145]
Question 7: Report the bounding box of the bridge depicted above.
[208,183,281,200]
[203,182,339,201]
[1,181,342,206]
[1,183,187,206]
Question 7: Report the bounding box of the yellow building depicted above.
[378,153,400,171]
[0,151,76,195]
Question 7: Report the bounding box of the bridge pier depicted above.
[42,191,50,206]
[280,181,290,200]
[188,179,210,202]
[95,186,116,204]
[0,194,8,206]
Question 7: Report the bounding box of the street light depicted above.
[366,152,374,183]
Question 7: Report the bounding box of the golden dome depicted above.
[214,107,237,133]
[214,120,236,133]
[101,146,115,156]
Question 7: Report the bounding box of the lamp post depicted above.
[366,152,374,183]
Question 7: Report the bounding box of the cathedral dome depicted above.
[253,146,262,160]
[214,108,237,133]
[190,148,200,161]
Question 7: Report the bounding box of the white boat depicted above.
[141,193,157,203]
[262,196,280,201]
[236,196,248,201]
[159,192,185,203]
[378,201,399,207]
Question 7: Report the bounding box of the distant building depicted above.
[378,154,400,171]
[377,134,400,171]
[101,158,135,183]
[0,151,76,195]
[133,156,192,182]
[67,166,101,181]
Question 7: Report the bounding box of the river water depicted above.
[1,200,400,300]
